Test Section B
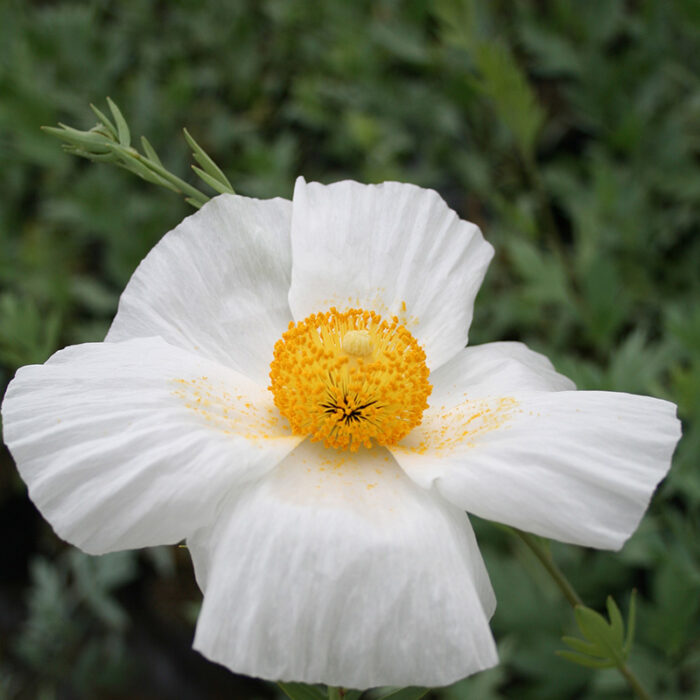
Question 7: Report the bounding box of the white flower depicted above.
[1,178,681,689]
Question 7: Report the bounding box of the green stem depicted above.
[619,664,653,700]
[327,687,342,700]
[512,529,582,607]
[120,146,210,204]
[510,529,652,700]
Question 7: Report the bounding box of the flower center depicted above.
[269,307,432,451]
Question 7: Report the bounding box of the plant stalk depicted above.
[510,528,651,700]
[619,664,652,700]
[512,529,582,607]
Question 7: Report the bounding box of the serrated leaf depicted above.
[192,165,235,195]
[436,0,544,157]
[556,651,616,669]
[375,688,430,700]
[183,128,234,191]
[140,135,163,167]
[277,683,326,700]
[472,41,544,159]
[106,97,131,147]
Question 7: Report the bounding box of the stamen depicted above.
[268,307,431,451]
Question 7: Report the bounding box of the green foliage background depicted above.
[1,0,699,697]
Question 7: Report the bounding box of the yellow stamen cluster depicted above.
[269,307,431,451]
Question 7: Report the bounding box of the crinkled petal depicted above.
[288,178,494,370]
[429,342,575,405]
[1,338,301,554]
[107,194,293,386]
[188,441,497,688]
[392,391,680,550]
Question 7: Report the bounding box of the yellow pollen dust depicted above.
[268,307,432,451]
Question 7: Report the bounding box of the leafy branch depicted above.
[558,593,649,700]
[42,98,234,209]
[559,593,637,670]
[512,529,649,699]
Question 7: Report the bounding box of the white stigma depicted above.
[342,330,372,357]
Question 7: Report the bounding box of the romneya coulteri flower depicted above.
[2,178,681,688]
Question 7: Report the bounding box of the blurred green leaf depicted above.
[435,0,544,159]
[471,41,545,160]
[0,293,60,368]
[374,688,429,700]
[278,683,326,700]
[556,650,616,669]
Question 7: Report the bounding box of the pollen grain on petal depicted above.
[398,396,520,456]
[170,376,285,442]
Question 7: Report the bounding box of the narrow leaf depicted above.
[107,97,131,147]
[277,682,326,700]
[192,165,235,195]
[183,128,234,190]
[556,651,616,669]
[67,150,115,163]
[42,125,111,152]
[184,197,204,209]
[140,136,164,167]
[89,103,117,139]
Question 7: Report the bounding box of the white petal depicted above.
[392,391,681,550]
[1,338,301,554]
[107,194,292,386]
[429,342,575,404]
[288,178,494,370]
[188,441,497,688]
